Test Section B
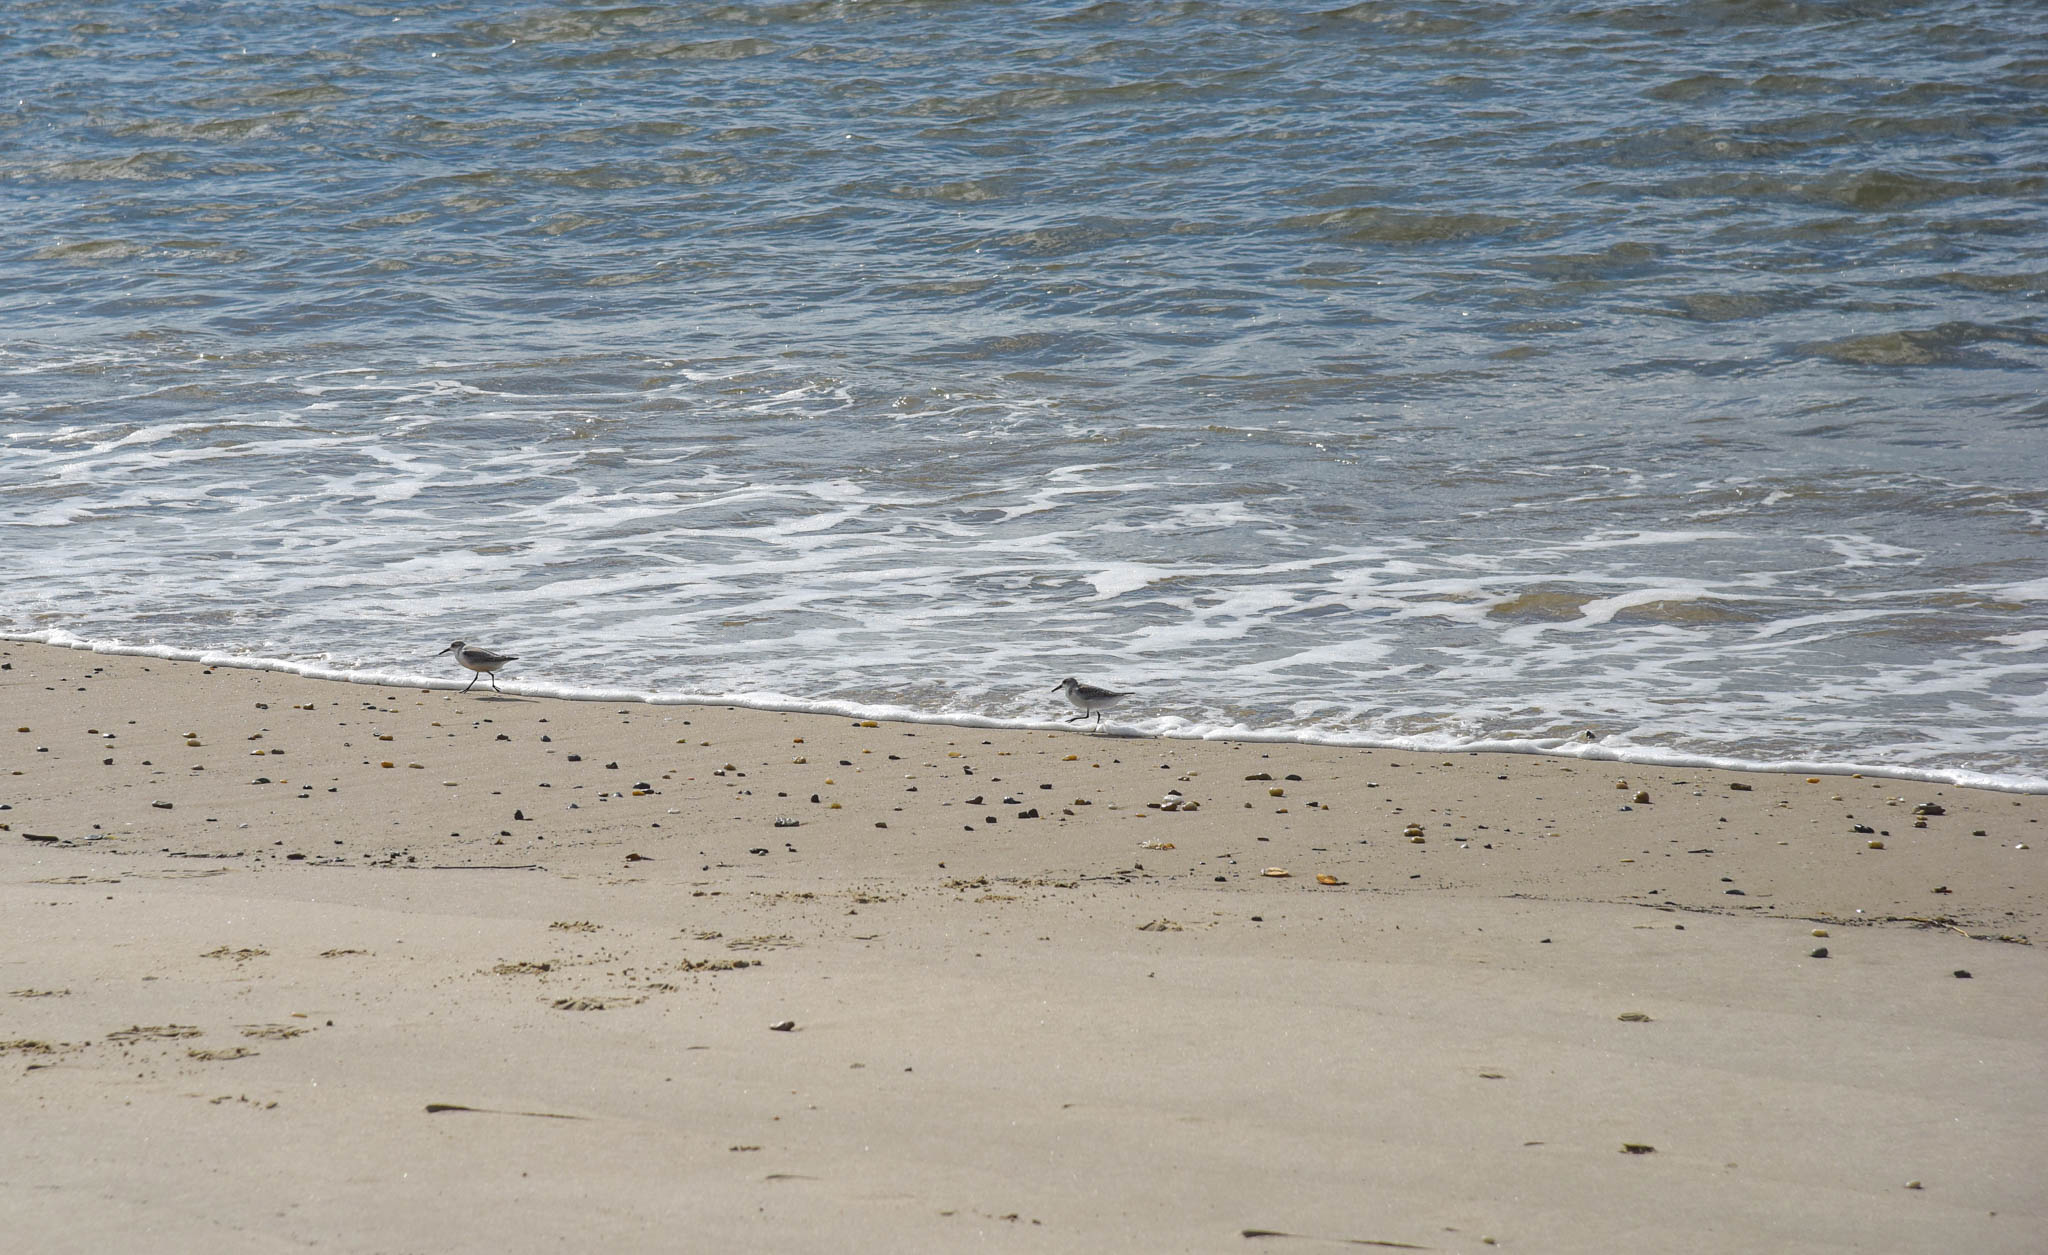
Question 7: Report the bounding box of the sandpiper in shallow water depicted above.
[1054,676,1131,731]
[437,641,516,693]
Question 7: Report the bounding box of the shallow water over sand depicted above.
[5,1,2045,787]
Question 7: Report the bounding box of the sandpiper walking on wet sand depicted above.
[1054,676,1131,731]
[438,641,516,693]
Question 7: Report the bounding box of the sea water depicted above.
[4,1,2045,790]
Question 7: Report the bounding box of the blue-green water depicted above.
[5,1,2046,787]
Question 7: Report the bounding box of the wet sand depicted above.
[3,641,2043,1253]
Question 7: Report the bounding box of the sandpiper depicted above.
[1053,676,1131,731]
[437,640,516,693]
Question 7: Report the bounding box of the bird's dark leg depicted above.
[488,672,502,693]
[1066,714,1085,723]
[462,672,479,692]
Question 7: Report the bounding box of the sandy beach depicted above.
[3,639,2042,1253]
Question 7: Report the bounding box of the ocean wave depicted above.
[5,0,2044,801]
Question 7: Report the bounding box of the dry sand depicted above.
[3,640,2043,1253]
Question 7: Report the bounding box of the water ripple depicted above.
[2,0,2044,784]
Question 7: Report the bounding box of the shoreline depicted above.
[11,631,2044,795]
[4,640,2044,1252]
